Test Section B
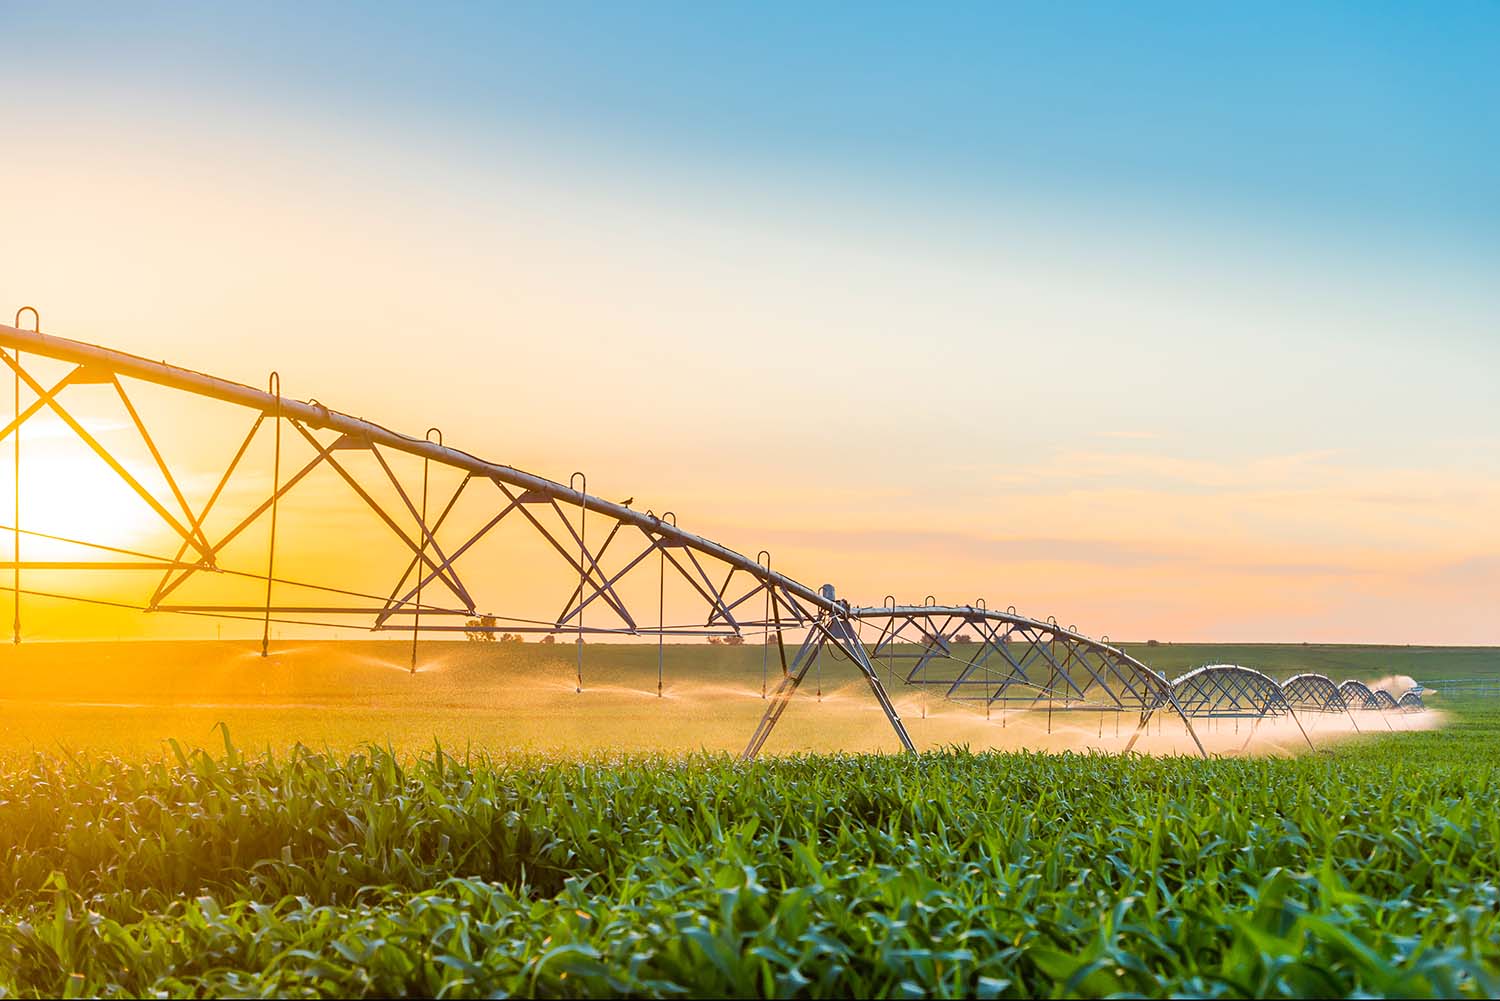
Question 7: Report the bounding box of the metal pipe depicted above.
[9,342,15,646]
[571,471,586,693]
[656,510,674,697]
[10,309,36,644]
[412,427,441,673]
[0,323,836,616]
[976,598,990,720]
[261,372,280,657]
[851,604,1174,696]
[883,594,896,694]
[758,550,771,699]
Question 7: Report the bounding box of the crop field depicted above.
[0,640,1486,760]
[1,642,1497,997]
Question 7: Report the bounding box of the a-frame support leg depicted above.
[1124,692,1208,759]
[1123,709,1154,753]
[823,616,915,754]
[1288,705,1316,751]
[1167,689,1209,758]
[742,627,825,761]
[741,615,916,760]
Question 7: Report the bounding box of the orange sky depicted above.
[2,15,1498,644]
[0,318,1494,646]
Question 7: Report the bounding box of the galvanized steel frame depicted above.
[0,320,915,755]
[0,320,1426,758]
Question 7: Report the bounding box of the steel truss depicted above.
[837,603,1207,756]
[0,319,942,756]
[0,318,1426,759]
[1160,665,1425,749]
[1396,690,1426,713]
[1281,673,1347,713]
[1164,665,1315,751]
[1337,679,1382,710]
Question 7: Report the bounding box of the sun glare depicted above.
[0,444,165,558]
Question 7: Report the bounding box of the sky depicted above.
[1,2,1497,643]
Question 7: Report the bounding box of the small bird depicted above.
[618,496,634,507]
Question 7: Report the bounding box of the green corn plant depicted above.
[0,709,1496,997]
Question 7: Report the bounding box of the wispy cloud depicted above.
[1420,555,1500,588]
[756,525,1380,579]
[1097,430,1159,440]
[987,448,1346,494]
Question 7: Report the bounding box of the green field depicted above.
[0,640,1491,760]
[1,641,1497,996]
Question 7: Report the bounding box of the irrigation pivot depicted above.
[0,317,1421,755]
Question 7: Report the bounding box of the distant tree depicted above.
[539,634,556,645]
[954,632,974,644]
[464,615,498,642]
[1146,639,1161,647]
[499,632,524,644]
[724,634,745,646]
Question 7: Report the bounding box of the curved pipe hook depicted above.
[9,309,32,646]
[568,471,587,693]
[409,427,443,673]
[260,371,282,658]
[883,594,896,613]
[754,550,774,697]
[660,510,676,527]
[976,597,986,612]
[924,594,936,607]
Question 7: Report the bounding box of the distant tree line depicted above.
[463,616,525,643]
[915,631,976,646]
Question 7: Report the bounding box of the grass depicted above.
[0,641,1496,996]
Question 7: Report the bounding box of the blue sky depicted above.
[11,2,1499,251]
[2,2,1498,641]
